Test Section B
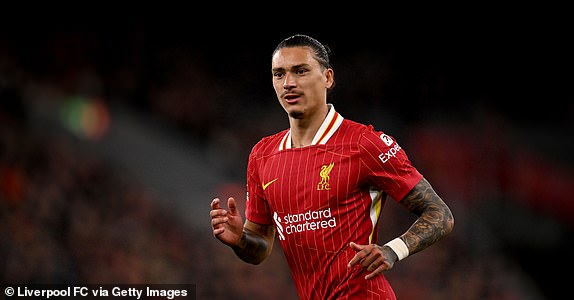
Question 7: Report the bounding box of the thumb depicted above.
[227,197,238,214]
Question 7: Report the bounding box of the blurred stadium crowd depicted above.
[1,25,572,299]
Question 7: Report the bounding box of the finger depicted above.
[350,242,377,268]
[211,198,221,210]
[210,208,228,218]
[211,216,229,228]
[212,216,226,236]
[363,244,387,268]
[213,227,225,236]
[365,262,390,280]
[361,244,384,266]
[227,197,238,214]
[348,242,367,268]
[349,242,363,251]
[366,256,385,272]
[365,267,382,280]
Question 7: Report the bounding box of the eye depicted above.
[273,71,284,79]
[296,69,307,76]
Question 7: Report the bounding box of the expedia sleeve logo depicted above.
[380,133,394,146]
[378,134,402,164]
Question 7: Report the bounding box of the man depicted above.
[210,34,454,299]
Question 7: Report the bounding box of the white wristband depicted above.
[384,238,409,261]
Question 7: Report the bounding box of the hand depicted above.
[210,197,244,247]
[347,242,396,280]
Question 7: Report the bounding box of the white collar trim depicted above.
[279,104,344,151]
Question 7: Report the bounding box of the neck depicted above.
[289,104,330,148]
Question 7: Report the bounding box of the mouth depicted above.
[283,93,301,104]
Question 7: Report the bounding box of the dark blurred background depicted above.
[1,12,572,299]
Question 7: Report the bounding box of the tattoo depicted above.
[399,177,454,256]
[232,229,272,265]
[381,245,399,266]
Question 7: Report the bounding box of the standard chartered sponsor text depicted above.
[281,208,337,234]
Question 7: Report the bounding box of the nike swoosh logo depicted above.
[262,178,279,190]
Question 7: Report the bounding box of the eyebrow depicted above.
[272,63,311,73]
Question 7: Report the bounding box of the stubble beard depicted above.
[289,110,304,119]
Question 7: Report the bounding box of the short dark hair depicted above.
[273,34,332,70]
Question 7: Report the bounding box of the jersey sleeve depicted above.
[245,145,273,225]
[359,126,423,202]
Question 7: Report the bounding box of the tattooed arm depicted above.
[399,177,454,256]
[348,177,454,279]
[232,220,276,265]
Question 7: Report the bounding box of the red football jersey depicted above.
[246,105,423,300]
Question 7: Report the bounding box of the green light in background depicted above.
[60,96,110,141]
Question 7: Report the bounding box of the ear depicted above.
[324,68,334,89]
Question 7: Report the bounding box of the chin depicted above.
[288,109,304,119]
[281,100,305,119]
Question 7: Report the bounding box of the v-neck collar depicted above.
[279,104,344,151]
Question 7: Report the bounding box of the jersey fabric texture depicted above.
[245,105,423,300]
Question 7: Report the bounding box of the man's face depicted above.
[271,47,333,119]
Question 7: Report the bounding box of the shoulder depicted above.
[339,119,402,153]
[250,129,289,157]
[343,118,374,133]
[333,118,371,139]
[340,118,389,142]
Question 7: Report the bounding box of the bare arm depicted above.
[210,197,275,265]
[232,220,275,265]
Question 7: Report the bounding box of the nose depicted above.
[283,72,296,89]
